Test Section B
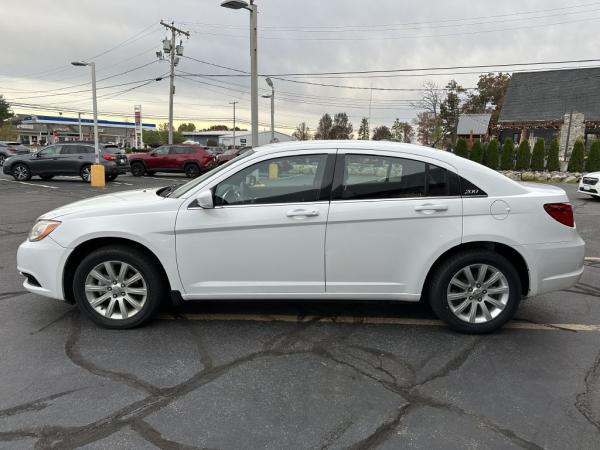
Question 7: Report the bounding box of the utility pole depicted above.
[159,20,189,144]
[229,101,238,148]
[78,112,83,140]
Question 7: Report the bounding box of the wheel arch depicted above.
[62,237,172,304]
[420,241,530,299]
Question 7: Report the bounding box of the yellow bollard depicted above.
[268,162,278,180]
[90,164,106,188]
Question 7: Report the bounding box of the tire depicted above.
[131,162,145,177]
[427,249,521,334]
[80,165,91,182]
[184,163,200,178]
[106,174,118,181]
[40,175,54,181]
[72,245,166,329]
[12,163,31,181]
[0,154,6,167]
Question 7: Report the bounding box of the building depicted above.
[457,113,491,143]
[497,68,600,160]
[16,114,156,147]
[182,130,292,148]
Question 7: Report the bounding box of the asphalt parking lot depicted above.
[0,173,599,449]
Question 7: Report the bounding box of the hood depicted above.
[39,188,166,220]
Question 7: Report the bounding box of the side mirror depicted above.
[193,190,214,209]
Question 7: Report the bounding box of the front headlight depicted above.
[29,220,61,242]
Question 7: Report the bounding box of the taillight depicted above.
[102,154,115,161]
[543,203,574,227]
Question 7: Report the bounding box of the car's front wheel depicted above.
[72,245,166,329]
[12,163,31,181]
[184,163,200,178]
[428,249,521,334]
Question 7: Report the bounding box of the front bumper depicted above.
[579,177,599,195]
[17,236,71,301]
[521,236,586,297]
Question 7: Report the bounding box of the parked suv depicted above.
[2,142,127,182]
[216,146,253,165]
[0,141,30,167]
[128,144,216,178]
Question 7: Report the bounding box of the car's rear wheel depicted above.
[12,163,31,181]
[131,162,145,177]
[72,245,166,329]
[428,249,521,334]
[0,154,6,167]
[80,165,91,182]
[184,163,200,178]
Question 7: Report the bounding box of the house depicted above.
[457,113,491,143]
[182,130,292,148]
[497,67,600,160]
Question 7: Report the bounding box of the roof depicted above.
[498,67,600,123]
[182,131,233,137]
[21,115,156,129]
[457,114,491,135]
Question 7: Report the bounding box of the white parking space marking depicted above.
[160,313,600,332]
[0,179,58,189]
[585,257,600,262]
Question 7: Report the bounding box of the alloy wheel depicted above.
[81,167,91,182]
[14,164,29,181]
[446,264,510,324]
[0,155,5,167]
[84,261,148,320]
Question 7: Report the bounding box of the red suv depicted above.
[128,144,216,178]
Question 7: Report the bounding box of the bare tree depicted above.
[411,81,443,119]
[292,122,312,140]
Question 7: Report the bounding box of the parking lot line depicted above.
[159,313,600,332]
[0,179,58,189]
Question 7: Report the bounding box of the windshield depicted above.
[170,149,255,198]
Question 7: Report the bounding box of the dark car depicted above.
[128,144,217,178]
[2,143,127,182]
[216,146,253,165]
[0,141,31,167]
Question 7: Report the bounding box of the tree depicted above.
[391,118,414,143]
[372,125,392,141]
[0,95,13,126]
[515,140,531,170]
[143,123,185,147]
[330,112,353,139]
[439,80,466,146]
[546,139,560,171]
[470,140,483,163]
[586,140,600,172]
[461,73,511,127]
[454,138,468,158]
[177,122,196,132]
[314,113,333,139]
[485,139,500,169]
[568,140,585,172]
[530,139,545,171]
[358,117,369,140]
[411,81,443,147]
[292,122,311,140]
[207,124,229,131]
[500,138,515,170]
[414,112,442,147]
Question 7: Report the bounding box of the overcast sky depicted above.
[1,0,598,134]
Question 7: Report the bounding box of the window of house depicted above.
[214,154,328,206]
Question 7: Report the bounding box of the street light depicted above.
[263,77,274,143]
[71,61,104,187]
[221,0,258,148]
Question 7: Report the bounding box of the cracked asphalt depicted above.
[0,173,599,449]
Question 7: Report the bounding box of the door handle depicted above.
[414,203,448,213]
[286,209,319,218]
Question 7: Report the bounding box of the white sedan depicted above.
[17,141,585,333]
[578,172,600,199]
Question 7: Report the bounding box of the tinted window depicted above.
[38,145,62,156]
[214,154,328,206]
[337,154,460,200]
[460,177,487,197]
[172,146,193,154]
[153,146,170,155]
